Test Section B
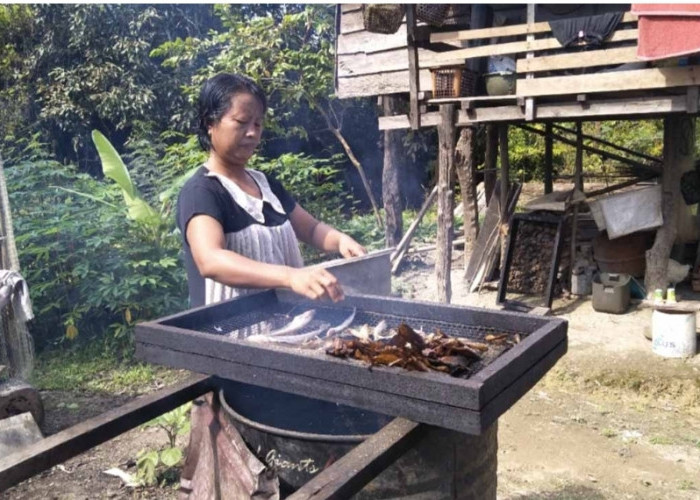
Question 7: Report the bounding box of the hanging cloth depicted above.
[549,12,624,48]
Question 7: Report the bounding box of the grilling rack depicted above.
[135,289,568,435]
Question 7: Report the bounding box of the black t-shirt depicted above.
[176,166,299,307]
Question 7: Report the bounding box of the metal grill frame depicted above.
[135,290,567,435]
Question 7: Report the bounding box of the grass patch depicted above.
[601,428,617,438]
[542,363,700,410]
[649,435,674,445]
[678,480,696,491]
[31,342,185,394]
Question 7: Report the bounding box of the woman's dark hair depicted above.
[197,73,268,151]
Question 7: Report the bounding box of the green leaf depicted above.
[91,130,135,197]
[91,130,158,223]
[159,447,182,467]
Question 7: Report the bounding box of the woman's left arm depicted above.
[289,205,366,258]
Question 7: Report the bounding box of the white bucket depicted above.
[651,310,697,358]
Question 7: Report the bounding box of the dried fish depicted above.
[372,320,389,339]
[247,325,326,345]
[349,324,372,342]
[485,333,509,343]
[268,310,316,337]
[326,308,356,337]
[458,339,489,352]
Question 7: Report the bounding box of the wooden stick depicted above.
[390,186,438,272]
[287,418,424,500]
[552,123,661,164]
[516,123,661,175]
[0,375,213,492]
[584,176,656,198]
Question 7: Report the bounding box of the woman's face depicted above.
[208,92,264,168]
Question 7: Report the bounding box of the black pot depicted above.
[218,379,392,496]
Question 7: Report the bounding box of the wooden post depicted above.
[499,125,510,269]
[455,127,479,268]
[485,124,498,205]
[524,4,536,121]
[382,96,404,248]
[645,116,692,295]
[574,121,584,192]
[406,5,421,130]
[436,105,456,303]
[570,121,584,282]
[544,123,553,194]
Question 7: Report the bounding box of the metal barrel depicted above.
[219,379,497,499]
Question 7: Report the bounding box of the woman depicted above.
[177,73,366,308]
[176,74,367,496]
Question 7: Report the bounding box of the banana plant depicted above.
[91,130,159,224]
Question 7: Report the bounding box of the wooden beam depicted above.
[337,49,464,77]
[517,65,700,97]
[379,112,441,130]
[337,26,409,55]
[552,123,662,164]
[337,69,432,99]
[544,123,553,194]
[428,94,518,105]
[339,9,368,35]
[0,375,213,492]
[377,95,693,130]
[436,104,456,303]
[517,46,638,73]
[406,5,420,130]
[517,123,661,175]
[287,418,424,500]
[575,121,583,192]
[432,29,638,62]
[430,12,637,43]
[432,19,553,43]
[585,176,657,198]
[341,4,362,14]
[524,4,536,121]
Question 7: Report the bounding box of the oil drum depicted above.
[219,379,497,499]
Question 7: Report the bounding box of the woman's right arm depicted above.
[186,214,345,302]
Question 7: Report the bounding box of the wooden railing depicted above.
[426,11,699,102]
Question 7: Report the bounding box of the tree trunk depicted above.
[455,127,479,270]
[485,124,498,205]
[436,105,456,303]
[382,96,404,247]
[645,116,693,295]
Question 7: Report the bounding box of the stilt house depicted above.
[336,4,700,309]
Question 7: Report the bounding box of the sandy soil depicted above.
[3,244,700,499]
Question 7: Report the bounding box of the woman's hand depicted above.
[338,234,366,259]
[288,267,345,302]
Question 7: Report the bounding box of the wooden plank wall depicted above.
[336,4,467,99]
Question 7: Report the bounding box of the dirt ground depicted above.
[3,247,700,499]
[395,249,700,500]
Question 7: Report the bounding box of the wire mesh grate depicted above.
[194,301,527,343]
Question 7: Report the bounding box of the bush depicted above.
[5,138,187,350]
